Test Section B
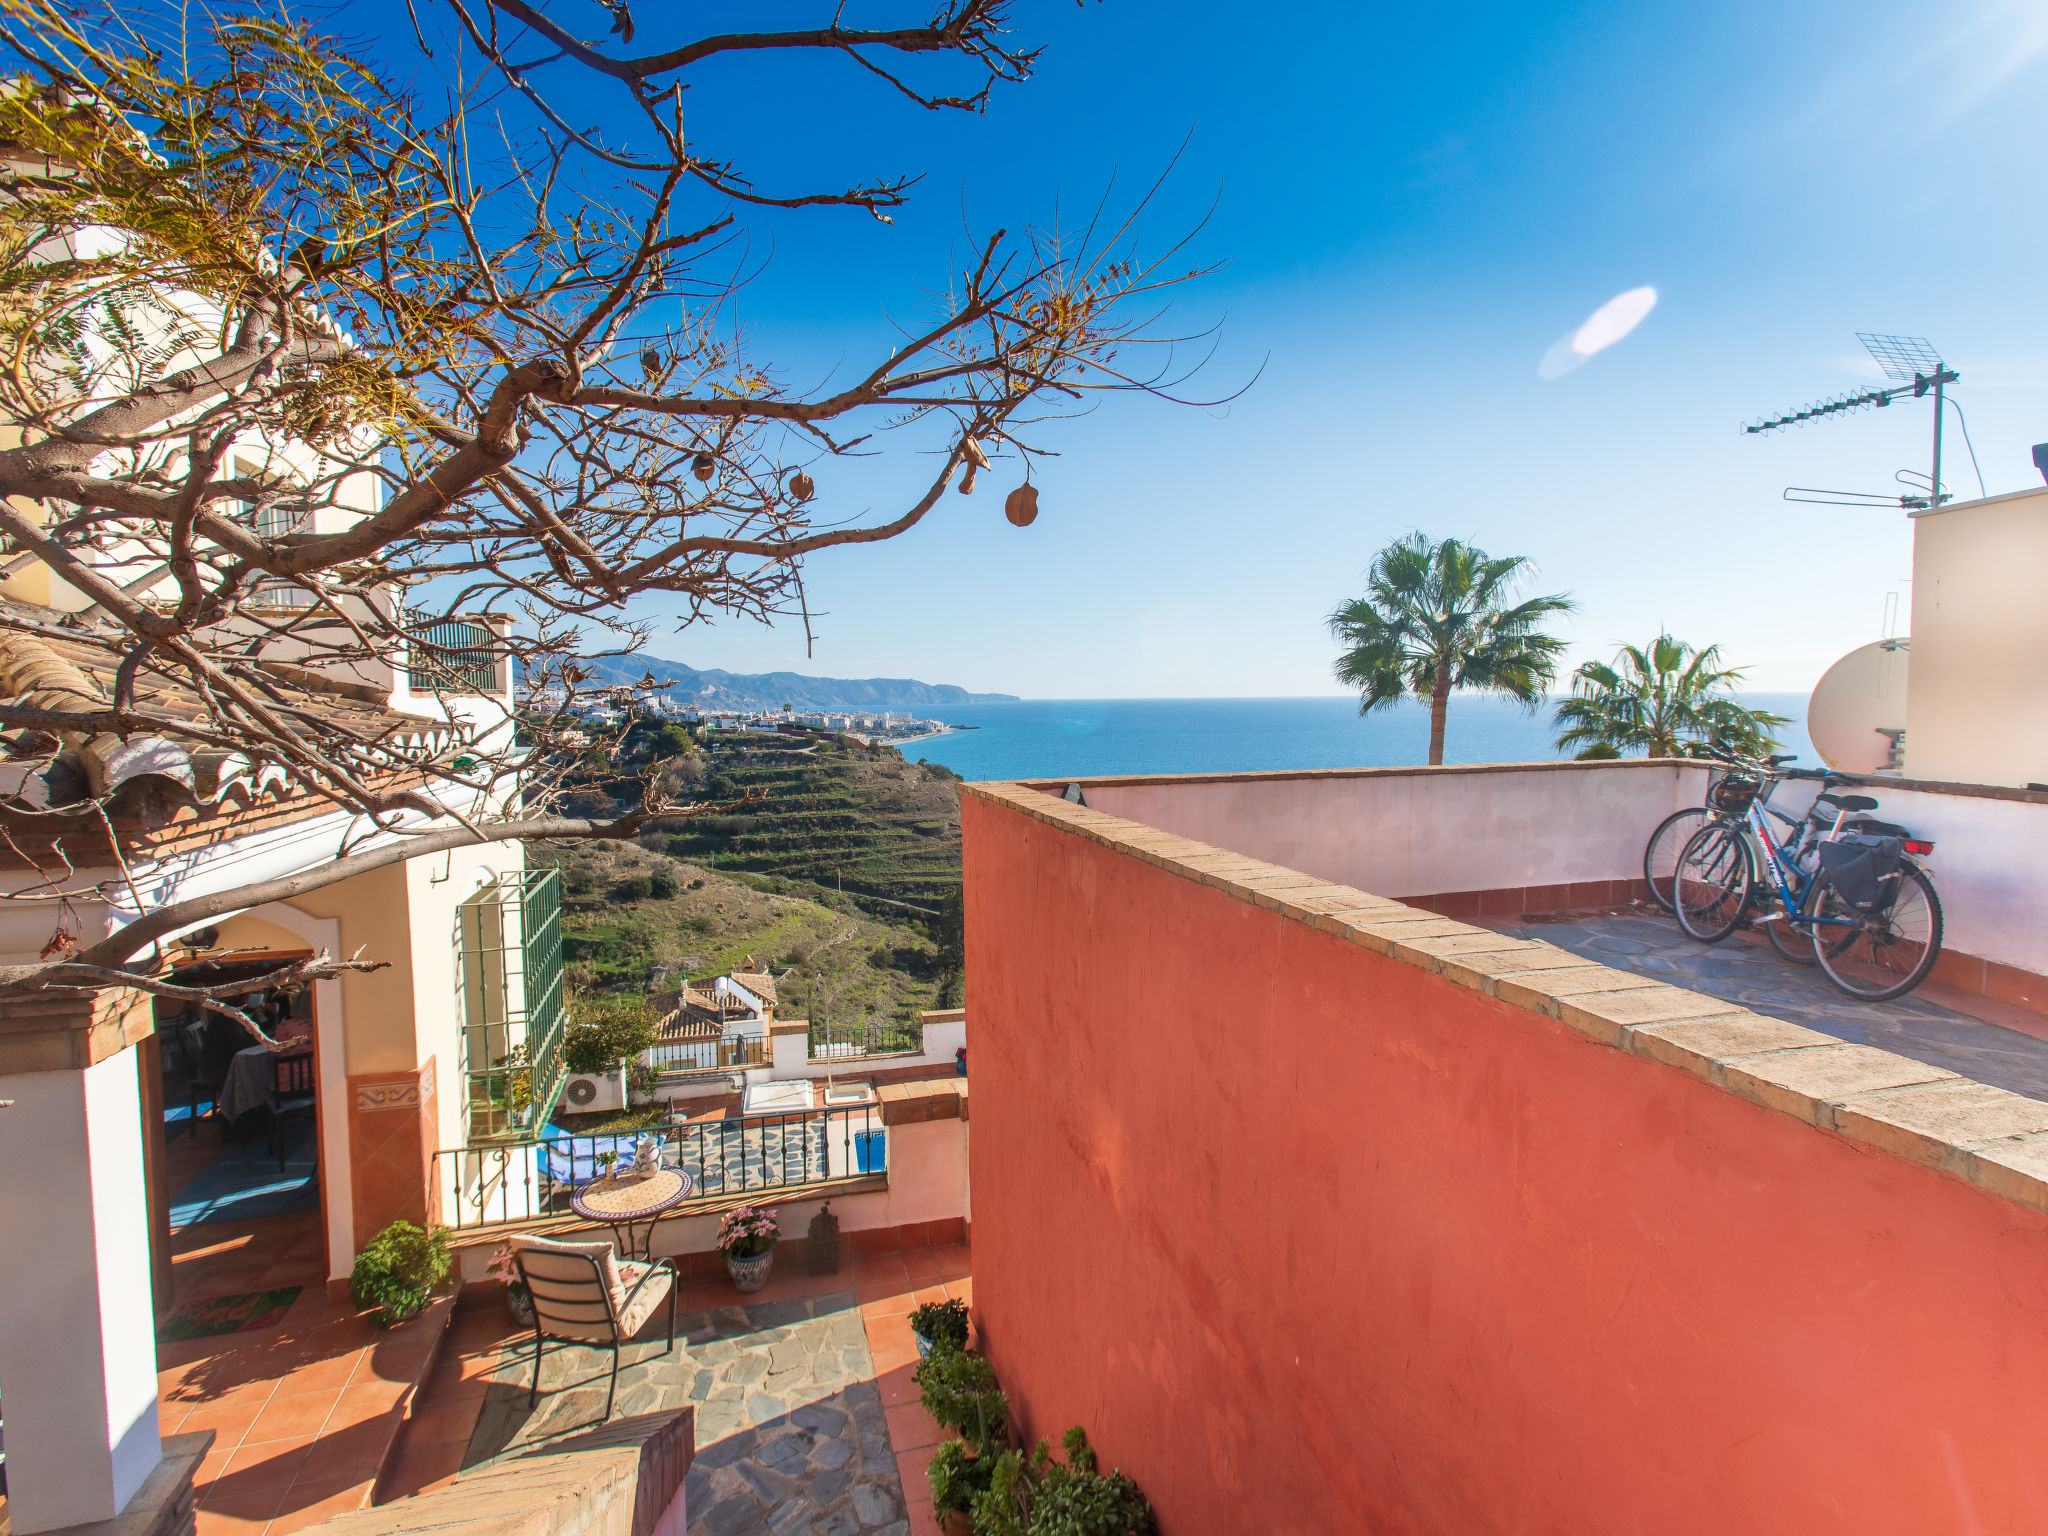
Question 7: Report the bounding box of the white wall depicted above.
[1848,784,2048,977]
[0,1054,162,1532]
[1078,761,1707,899]
[1905,488,2048,788]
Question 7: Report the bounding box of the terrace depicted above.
[958,757,2048,1535]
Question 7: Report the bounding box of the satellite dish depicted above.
[566,1077,598,1107]
[1808,641,1909,774]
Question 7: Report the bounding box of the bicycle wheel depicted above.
[1811,865,1945,1001]
[1672,822,1752,943]
[1643,807,1709,913]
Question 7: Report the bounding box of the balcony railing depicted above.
[648,1034,770,1075]
[432,1104,886,1233]
[809,1020,922,1060]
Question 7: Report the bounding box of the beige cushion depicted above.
[512,1233,625,1341]
[614,1261,674,1338]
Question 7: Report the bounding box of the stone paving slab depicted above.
[464,1290,908,1535]
[1508,914,2048,1102]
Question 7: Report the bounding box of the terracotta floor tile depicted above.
[931,1246,972,1280]
[859,1288,916,1319]
[909,1287,951,1310]
[268,1353,362,1398]
[906,1498,947,1536]
[379,1438,467,1502]
[901,1251,942,1284]
[942,1278,973,1305]
[196,1484,287,1526]
[402,1399,486,1454]
[882,1400,944,1453]
[866,1308,918,1345]
[192,1447,237,1493]
[896,1441,941,1495]
[873,1360,923,1407]
[244,1392,338,1447]
[298,1416,395,1485]
[175,1400,267,1450]
[264,1475,372,1536]
[214,1441,315,1496]
[325,1380,408,1429]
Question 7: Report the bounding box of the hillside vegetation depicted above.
[540,840,954,1039]
[663,730,963,910]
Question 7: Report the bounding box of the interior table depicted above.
[569,1166,695,1260]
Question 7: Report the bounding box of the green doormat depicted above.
[156,1286,302,1342]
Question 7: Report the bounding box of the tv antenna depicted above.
[1746,333,1959,511]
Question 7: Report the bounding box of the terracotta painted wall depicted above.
[961,793,2048,1536]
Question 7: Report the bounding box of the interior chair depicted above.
[266,1051,318,1172]
[509,1233,678,1420]
[161,1022,216,1142]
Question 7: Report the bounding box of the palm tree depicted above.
[1553,635,1787,759]
[1328,533,1574,766]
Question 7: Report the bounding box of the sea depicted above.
[898,694,1816,784]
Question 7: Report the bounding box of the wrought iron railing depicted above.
[808,1020,922,1061]
[407,616,501,694]
[648,1035,769,1075]
[431,1104,886,1232]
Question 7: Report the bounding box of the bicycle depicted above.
[1643,754,1863,967]
[1669,751,1943,1001]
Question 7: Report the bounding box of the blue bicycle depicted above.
[1670,749,1944,1001]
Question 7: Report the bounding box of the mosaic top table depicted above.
[569,1166,694,1259]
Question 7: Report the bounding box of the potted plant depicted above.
[593,1148,619,1181]
[954,1044,967,1077]
[716,1205,781,1292]
[909,1297,970,1359]
[349,1219,451,1329]
[486,1243,534,1327]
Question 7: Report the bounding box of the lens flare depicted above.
[1538,285,1659,379]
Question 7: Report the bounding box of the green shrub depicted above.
[648,864,679,900]
[614,874,654,902]
[908,1298,970,1353]
[969,1429,1157,1536]
[914,1345,1008,1444]
[563,994,657,1073]
[929,1438,994,1519]
[350,1220,450,1328]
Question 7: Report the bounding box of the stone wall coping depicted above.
[1014,755,2048,808]
[876,1076,967,1126]
[961,778,2048,1219]
[1018,755,1693,794]
[298,1407,694,1536]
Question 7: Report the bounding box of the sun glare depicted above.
[1538,285,1659,379]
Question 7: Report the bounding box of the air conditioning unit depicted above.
[560,1068,627,1113]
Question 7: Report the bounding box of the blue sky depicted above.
[430,1,2048,697]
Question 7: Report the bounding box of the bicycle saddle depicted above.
[1819,793,1879,813]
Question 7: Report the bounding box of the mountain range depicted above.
[581,654,1017,711]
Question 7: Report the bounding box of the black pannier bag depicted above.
[1818,833,1905,913]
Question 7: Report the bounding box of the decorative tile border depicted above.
[353,1077,421,1112]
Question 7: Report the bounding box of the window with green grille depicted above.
[456,869,565,1141]
[408,617,501,693]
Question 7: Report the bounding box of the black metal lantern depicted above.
[808,1201,840,1275]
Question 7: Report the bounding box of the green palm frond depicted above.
[1329,532,1575,759]
[1552,632,1784,759]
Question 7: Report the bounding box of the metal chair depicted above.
[266,1051,317,1172]
[509,1233,678,1421]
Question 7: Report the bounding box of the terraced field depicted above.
[663,733,962,911]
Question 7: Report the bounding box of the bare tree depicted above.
[0,0,1220,1014]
